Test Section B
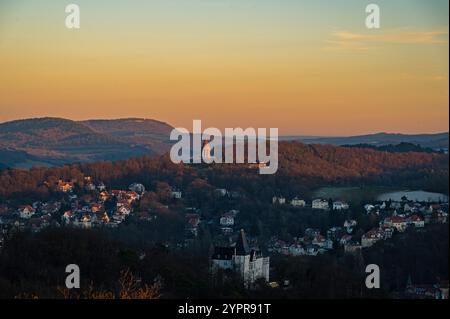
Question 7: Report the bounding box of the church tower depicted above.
[233,229,251,284]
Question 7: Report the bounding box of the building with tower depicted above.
[210,229,270,287]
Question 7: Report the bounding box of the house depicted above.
[18,205,36,219]
[80,214,92,228]
[85,183,96,191]
[272,196,286,205]
[99,212,110,224]
[327,227,344,241]
[171,190,182,199]
[312,235,333,250]
[126,191,140,202]
[99,191,110,201]
[62,210,73,224]
[364,204,375,213]
[129,183,146,194]
[57,180,74,193]
[361,228,384,248]
[112,190,126,198]
[220,213,234,226]
[290,197,306,207]
[112,213,125,223]
[408,215,425,228]
[380,226,394,239]
[288,244,305,256]
[312,199,329,210]
[215,188,228,197]
[344,241,362,254]
[227,209,240,217]
[90,203,103,213]
[116,199,129,208]
[305,244,320,256]
[405,277,447,299]
[344,219,357,234]
[384,216,407,232]
[211,229,270,288]
[118,205,131,215]
[221,227,233,235]
[333,201,349,211]
[436,211,448,224]
[304,228,321,239]
[42,202,61,214]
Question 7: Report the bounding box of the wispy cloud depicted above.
[325,29,448,51]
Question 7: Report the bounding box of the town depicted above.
[0,175,448,298]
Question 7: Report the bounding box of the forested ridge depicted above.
[0,141,447,201]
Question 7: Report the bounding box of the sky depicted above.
[0,0,448,136]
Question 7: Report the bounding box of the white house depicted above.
[288,244,305,256]
[364,204,375,213]
[220,213,235,226]
[332,201,349,211]
[171,190,182,199]
[312,199,329,210]
[272,196,286,205]
[290,197,306,207]
[18,205,36,219]
[408,215,425,228]
[384,216,407,232]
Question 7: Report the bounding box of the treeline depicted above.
[362,224,449,293]
[0,141,448,202]
[0,227,384,299]
[342,142,442,154]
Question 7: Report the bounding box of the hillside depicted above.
[283,132,449,150]
[0,118,158,168]
[0,140,448,199]
[81,118,173,154]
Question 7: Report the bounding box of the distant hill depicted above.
[0,117,174,168]
[1,117,448,169]
[81,118,173,155]
[282,132,449,150]
[342,142,439,153]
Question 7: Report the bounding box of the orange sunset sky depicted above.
[0,0,448,136]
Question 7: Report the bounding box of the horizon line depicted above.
[0,116,448,138]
